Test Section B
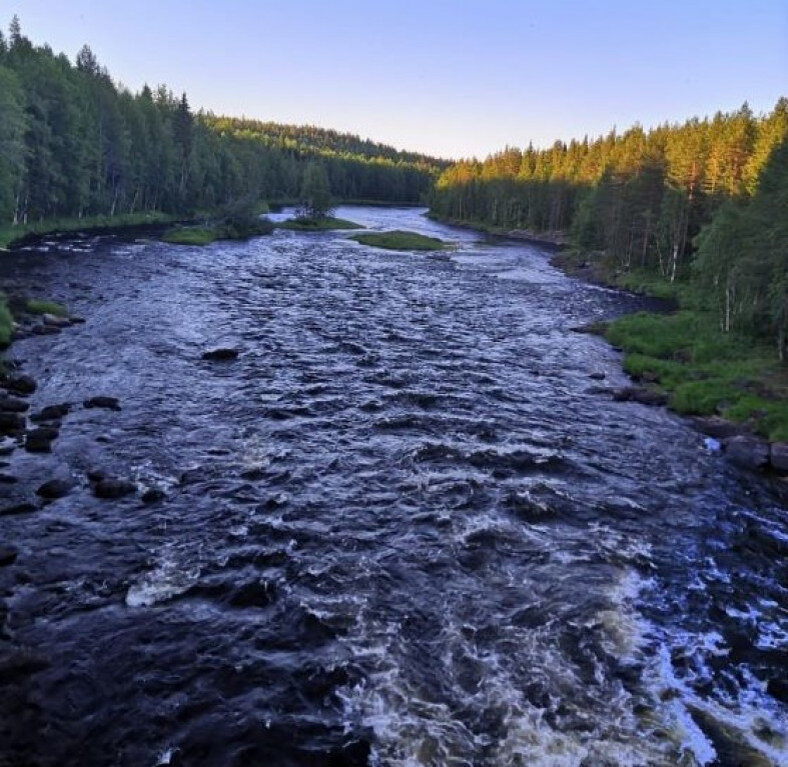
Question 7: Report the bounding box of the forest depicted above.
[0,18,442,232]
[430,100,788,358]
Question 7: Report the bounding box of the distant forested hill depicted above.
[0,17,444,229]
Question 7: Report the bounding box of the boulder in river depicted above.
[36,478,74,500]
[612,386,668,407]
[769,442,788,474]
[141,487,166,504]
[31,324,61,335]
[202,347,240,361]
[0,412,25,435]
[84,396,121,411]
[42,313,71,328]
[92,477,137,499]
[0,395,30,413]
[0,502,36,516]
[30,403,71,422]
[723,436,770,470]
[689,416,749,440]
[24,427,59,453]
[1,374,36,395]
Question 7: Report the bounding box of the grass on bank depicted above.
[25,298,68,316]
[349,230,450,251]
[275,216,364,231]
[0,211,179,250]
[605,310,788,441]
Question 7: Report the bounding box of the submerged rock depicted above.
[723,436,769,470]
[0,395,30,413]
[1,374,36,395]
[141,487,166,504]
[201,347,240,361]
[30,403,71,422]
[36,478,74,500]
[31,324,61,335]
[0,412,25,435]
[92,477,137,499]
[0,502,36,516]
[84,396,121,411]
[24,427,59,453]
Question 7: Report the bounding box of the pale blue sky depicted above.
[6,0,787,159]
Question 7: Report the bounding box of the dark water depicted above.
[0,207,785,767]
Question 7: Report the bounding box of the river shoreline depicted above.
[428,211,788,498]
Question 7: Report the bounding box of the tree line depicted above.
[0,18,442,228]
[429,100,788,357]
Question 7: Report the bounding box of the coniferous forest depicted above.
[0,18,442,229]
[430,101,788,357]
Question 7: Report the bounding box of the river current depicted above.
[0,207,785,766]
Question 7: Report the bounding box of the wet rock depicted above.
[41,313,71,327]
[0,545,18,567]
[84,396,121,411]
[0,395,29,413]
[723,436,769,471]
[31,323,60,335]
[588,371,606,380]
[36,479,73,500]
[1,374,36,395]
[201,347,239,361]
[586,385,615,396]
[569,321,607,335]
[613,386,668,406]
[0,412,25,435]
[227,579,277,608]
[0,437,15,456]
[24,426,59,453]
[767,677,788,704]
[0,503,36,516]
[769,442,788,474]
[0,473,17,484]
[69,315,86,324]
[141,487,166,504]
[30,403,71,422]
[240,466,266,481]
[92,477,137,499]
[690,416,749,440]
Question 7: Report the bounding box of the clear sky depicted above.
[5,0,787,159]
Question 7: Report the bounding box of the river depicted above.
[0,206,785,766]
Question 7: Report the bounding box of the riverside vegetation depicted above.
[430,100,788,444]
